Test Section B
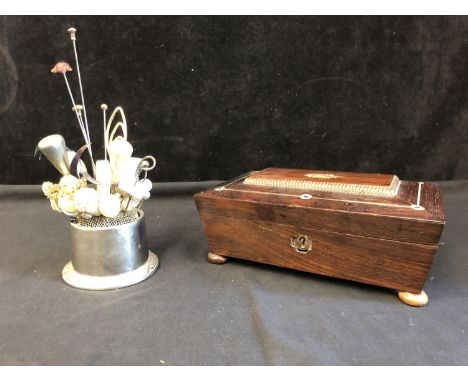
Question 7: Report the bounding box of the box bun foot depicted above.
[398,290,429,307]
[208,252,228,264]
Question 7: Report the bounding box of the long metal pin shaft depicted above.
[71,39,95,175]
[102,105,108,160]
[63,73,90,146]
[77,113,87,141]
[104,110,107,160]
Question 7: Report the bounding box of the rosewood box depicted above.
[195,168,445,306]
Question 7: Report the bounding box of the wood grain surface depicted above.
[195,168,446,293]
[199,213,437,293]
[196,179,445,245]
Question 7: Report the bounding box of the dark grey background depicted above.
[0,181,466,365]
[0,16,467,184]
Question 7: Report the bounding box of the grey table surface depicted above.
[0,181,467,365]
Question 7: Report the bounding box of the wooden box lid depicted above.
[195,168,445,246]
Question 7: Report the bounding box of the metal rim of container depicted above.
[71,209,144,231]
[62,250,159,291]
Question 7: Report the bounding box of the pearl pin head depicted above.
[67,27,77,41]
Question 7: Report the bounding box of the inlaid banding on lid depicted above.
[244,168,401,197]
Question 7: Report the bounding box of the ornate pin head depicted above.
[67,27,77,41]
[51,61,73,74]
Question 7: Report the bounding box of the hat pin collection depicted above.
[36,27,159,290]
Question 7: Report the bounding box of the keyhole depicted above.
[291,234,312,253]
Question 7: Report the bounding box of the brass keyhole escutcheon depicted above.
[290,234,312,254]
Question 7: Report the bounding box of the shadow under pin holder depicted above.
[62,209,159,290]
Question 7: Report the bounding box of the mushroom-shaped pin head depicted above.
[67,27,77,41]
[51,61,73,74]
[101,104,108,111]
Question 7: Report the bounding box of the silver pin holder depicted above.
[62,209,159,290]
[40,27,160,291]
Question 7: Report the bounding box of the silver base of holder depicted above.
[62,251,159,291]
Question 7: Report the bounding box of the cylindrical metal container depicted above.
[62,210,158,290]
